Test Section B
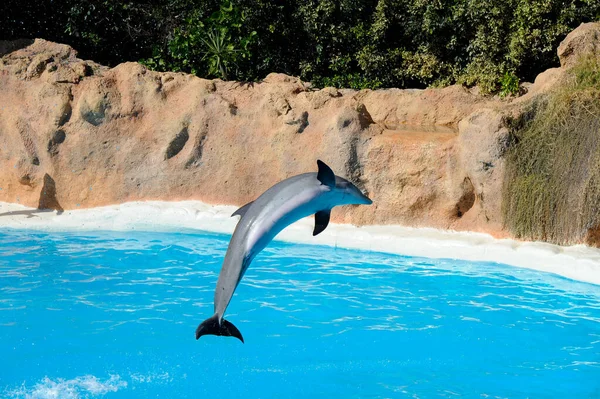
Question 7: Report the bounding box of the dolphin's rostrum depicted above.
[195,160,373,343]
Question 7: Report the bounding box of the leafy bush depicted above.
[499,72,521,98]
[61,0,214,67]
[143,1,256,80]
[1,0,599,92]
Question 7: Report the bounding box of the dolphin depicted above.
[195,160,372,343]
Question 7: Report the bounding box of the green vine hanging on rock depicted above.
[503,55,600,245]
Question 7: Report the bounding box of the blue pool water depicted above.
[1,230,599,398]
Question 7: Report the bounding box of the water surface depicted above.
[1,230,599,398]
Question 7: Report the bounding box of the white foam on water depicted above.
[4,371,178,399]
[1,200,600,286]
[6,375,126,399]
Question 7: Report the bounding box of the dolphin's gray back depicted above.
[213,172,322,316]
[243,172,317,220]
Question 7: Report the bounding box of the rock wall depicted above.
[2,23,596,240]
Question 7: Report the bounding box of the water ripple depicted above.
[1,230,600,398]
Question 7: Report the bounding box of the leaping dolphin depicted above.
[195,160,372,343]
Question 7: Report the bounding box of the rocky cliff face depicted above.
[0,23,597,240]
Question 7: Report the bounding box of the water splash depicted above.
[6,375,126,399]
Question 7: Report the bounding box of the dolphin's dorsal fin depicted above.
[316,160,335,188]
[313,209,331,236]
[231,201,253,218]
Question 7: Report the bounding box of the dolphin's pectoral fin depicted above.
[313,209,331,236]
[231,201,254,218]
[317,160,336,188]
[195,313,244,343]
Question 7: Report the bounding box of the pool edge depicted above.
[1,200,599,286]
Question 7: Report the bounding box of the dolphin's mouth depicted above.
[360,191,373,205]
[347,190,372,205]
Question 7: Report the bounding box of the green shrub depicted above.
[499,72,521,98]
[61,0,217,67]
[1,0,599,91]
[142,1,256,80]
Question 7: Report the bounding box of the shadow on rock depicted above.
[38,173,64,214]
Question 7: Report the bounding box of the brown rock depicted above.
[360,85,496,128]
[354,127,458,228]
[558,22,600,68]
[585,225,600,247]
[0,32,592,244]
[452,109,511,236]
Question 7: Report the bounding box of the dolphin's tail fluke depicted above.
[195,314,244,343]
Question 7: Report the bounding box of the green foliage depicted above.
[143,1,256,80]
[313,74,382,90]
[457,59,506,94]
[2,0,600,91]
[499,72,521,98]
[60,0,211,66]
[503,56,600,244]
